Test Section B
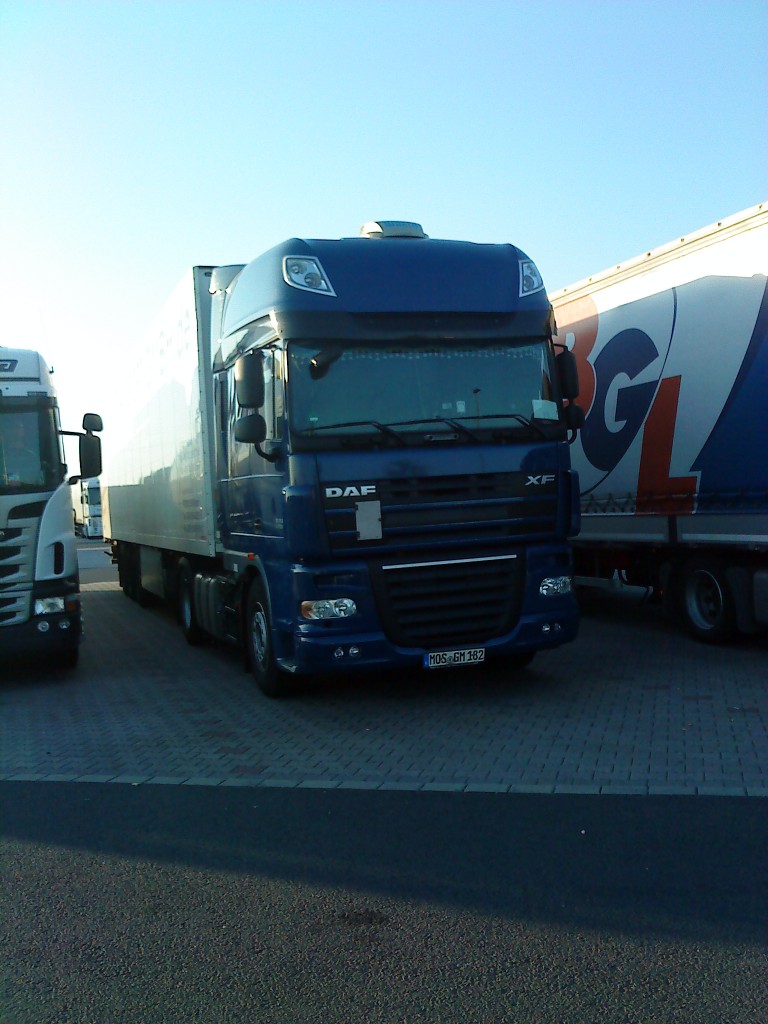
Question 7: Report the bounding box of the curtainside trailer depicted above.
[552,202,768,643]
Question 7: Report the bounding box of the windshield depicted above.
[288,339,561,446]
[0,402,64,494]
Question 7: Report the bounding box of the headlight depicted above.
[539,576,573,597]
[301,598,357,620]
[34,597,66,615]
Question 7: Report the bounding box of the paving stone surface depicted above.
[2,554,767,795]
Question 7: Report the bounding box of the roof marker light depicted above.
[359,220,428,239]
[282,256,336,296]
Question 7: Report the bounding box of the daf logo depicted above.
[325,484,377,499]
[526,474,555,486]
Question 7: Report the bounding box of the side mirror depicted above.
[235,354,265,409]
[234,413,267,445]
[556,349,580,401]
[79,433,102,478]
[564,403,585,431]
[234,413,282,463]
[82,412,103,433]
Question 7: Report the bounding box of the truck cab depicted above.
[211,223,582,692]
[0,348,102,668]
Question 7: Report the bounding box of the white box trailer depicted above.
[101,268,219,595]
[551,202,768,642]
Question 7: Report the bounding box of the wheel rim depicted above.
[250,605,269,668]
[685,569,724,631]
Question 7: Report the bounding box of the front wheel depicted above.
[680,558,736,644]
[245,579,291,697]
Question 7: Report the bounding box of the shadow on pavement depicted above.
[2,780,766,946]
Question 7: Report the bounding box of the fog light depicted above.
[301,598,357,620]
[542,623,551,634]
[349,646,361,658]
[58,619,71,630]
[34,597,65,615]
[333,647,345,659]
[539,576,573,597]
[37,621,50,633]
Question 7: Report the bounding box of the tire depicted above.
[178,563,204,646]
[680,558,736,644]
[245,578,290,697]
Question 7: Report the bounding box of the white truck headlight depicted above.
[34,597,66,615]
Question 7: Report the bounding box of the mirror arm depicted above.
[255,441,281,464]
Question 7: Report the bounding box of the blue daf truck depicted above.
[103,221,582,695]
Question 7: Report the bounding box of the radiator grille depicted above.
[371,552,524,648]
[0,503,42,626]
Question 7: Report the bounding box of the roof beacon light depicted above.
[359,220,428,239]
[283,256,336,296]
[519,258,545,297]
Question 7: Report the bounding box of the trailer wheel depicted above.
[178,562,204,646]
[246,578,290,698]
[680,558,736,644]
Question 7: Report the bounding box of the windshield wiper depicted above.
[298,420,409,445]
[382,414,548,440]
[379,416,481,442]
[450,412,550,439]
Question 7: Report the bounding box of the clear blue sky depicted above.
[1,0,766,435]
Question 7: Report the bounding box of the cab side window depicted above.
[228,348,284,477]
[262,347,284,441]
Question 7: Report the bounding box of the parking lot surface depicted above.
[2,549,767,795]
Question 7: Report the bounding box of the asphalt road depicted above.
[2,781,767,1024]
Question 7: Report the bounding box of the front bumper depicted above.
[1,599,82,659]
[280,601,579,675]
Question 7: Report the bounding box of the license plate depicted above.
[424,647,485,669]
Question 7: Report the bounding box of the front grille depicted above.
[0,502,41,623]
[0,592,29,625]
[324,471,558,555]
[371,551,525,648]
